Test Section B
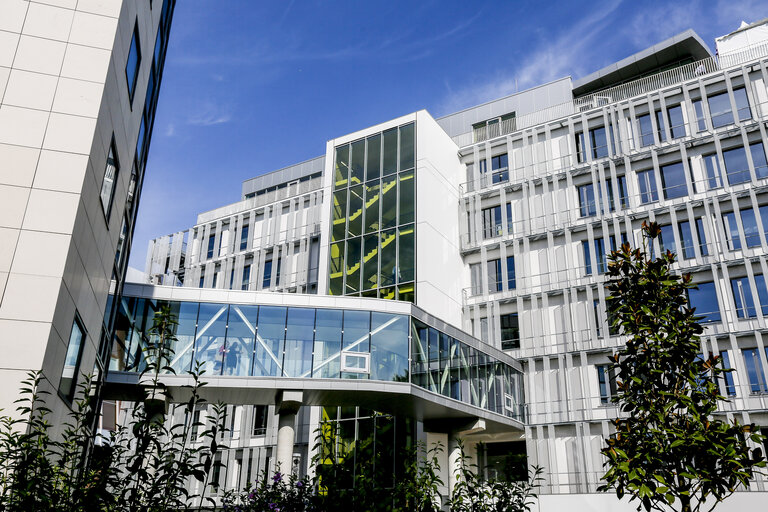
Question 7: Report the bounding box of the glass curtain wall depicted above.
[330,122,416,302]
[110,296,524,421]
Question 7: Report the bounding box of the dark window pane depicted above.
[362,234,379,291]
[638,114,654,146]
[500,314,519,350]
[667,105,686,138]
[733,87,752,121]
[60,317,86,400]
[723,145,750,185]
[382,128,398,175]
[125,23,141,101]
[687,282,721,323]
[100,142,119,218]
[380,174,397,229]
[506,256,516,289]
[750,142,768,179]
[660,162,687,199]
[366,134,381,181]
[364,180,380,233]
[398,225,414,283]
[655,110,667,143]
[399,123,414,171]
[590,126,608,158]
[398,170,414,225]
[345,237,361,293]
[350,140,365,185]
[334,145,349,189]
[347,185,363,238]
[708,91,734,128]
[329,242,344,295]
[637,169,658,203]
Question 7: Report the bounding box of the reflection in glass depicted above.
[398,170,414,225]
[399,123,414,170]
[370,313,409,382]
[345,237,361,293]
[329,242,344,295]
[194,303,228,376]
[364,180,380,233]
[313,309,343,378]
[398,225,414,283]
[379,229,397,287]
[382,128,398,175]
[362,234,379,291]
[224,305,258,376]
[366,134,381,181]
[283,308,314,377]
[253,306,286,377]
[347,185,363,238]
[335,145,349,188]
[380,174,397,229]
[169,301,199,374]
[343,310,370,353]
[350,140,365,185]
[332,189,347,242]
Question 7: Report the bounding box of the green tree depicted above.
[598,222,766,512]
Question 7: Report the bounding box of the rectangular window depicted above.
[487,259,502,293]
[506,255,516,290]
[590,126,609,159]
[660,162,687,199]
[734,274,768,318]
[740,208,761,248]
[687,282,721,323]
[125,22,141,103]
[253,405,268,436]
[491,153,509,183]
[637,169,658,204]
[263,260,273,288]
[708,90,734,128]
[240,224,249,251]
[100,142,119,219]
[575,131,586,163]
[692,99,707,132]
[199,275,204,288]
[242,264,251,291]
[500,313,520,350]
[206,234,215,259]
[751,142,768,179]
[678,218,708,259]
[667,104,686,139]
[734,87,752,122]
[597,364,618,404]
[722,212,741,251]
[637,114,654,146]
[59,316,86,400]
[481,204,512,239]
[115,216,128,270]
[578,183,596,217]
[655,110,667,143]
[723,145,751,185]
[742,348,768,394]
[583,237,608,275]
[702,153,723,189]
[659,224,676,255]
[720,350,736,396]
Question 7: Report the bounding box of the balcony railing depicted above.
[456,38,768,147]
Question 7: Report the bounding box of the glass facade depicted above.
[110,295,524,421]
[330,122,416,302]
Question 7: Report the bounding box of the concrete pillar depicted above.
[275,390,303,475]
[448,435,462,494]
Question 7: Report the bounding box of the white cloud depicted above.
[438,1,623,114]
[187,102,231,126]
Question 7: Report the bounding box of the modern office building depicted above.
[125,18,768,510]
[0,0,175,431]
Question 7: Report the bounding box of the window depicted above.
[687,282,721,323]
[575,131,586,163]
[211,270,218,289]
[702,153,723,189]
[751,142,768,179]
[655,110,667,143]
[660,162,687,199]
[500,313,520,350]
[719,350,736,396]
[506,255,516,290]
[678,218,708,259]
[125,22,141,103]
[742,348,768,394]
[723,145,751,185]
[100,141,119,219]
[722,212,741,251]
[597,364,618,404]
[115,216,128,270]
[666,104,686,139]
[60,316,86,400]
[229,269,235,289]
[481,204,512,239]
[692,99,707,132]
[469,262,482,295]
[241,264,251,291]
[658,224,676,255]
[199,275,204,288]
[637,169,658,204]
[487,259,502,293]
[740,208,761,248]
[583,237,611,275]
[589,126,610,159]
[263,260,273,288]
[731,274,768,318]
[240,224,249,251]
[708,88,751,128]
[479,153,509,184]
[637,114,654,146]
[253,405,268,436]
[578,178,627,217]
[206,234,215,259]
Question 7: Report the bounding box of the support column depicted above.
[448,436,462,493]
[275,390,303,475]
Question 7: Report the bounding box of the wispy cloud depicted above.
[437,1,623,114]
[187,101,232,127]
[164,123,176,136]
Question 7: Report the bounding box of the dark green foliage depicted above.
[0,305,226,512]
[598,222,766,512]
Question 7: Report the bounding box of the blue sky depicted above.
[130,0,764,269]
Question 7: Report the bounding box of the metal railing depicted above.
[456,39,768,146]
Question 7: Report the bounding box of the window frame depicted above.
[100,138,120,221]
[59,314,87,402]
[125,20,142,105]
